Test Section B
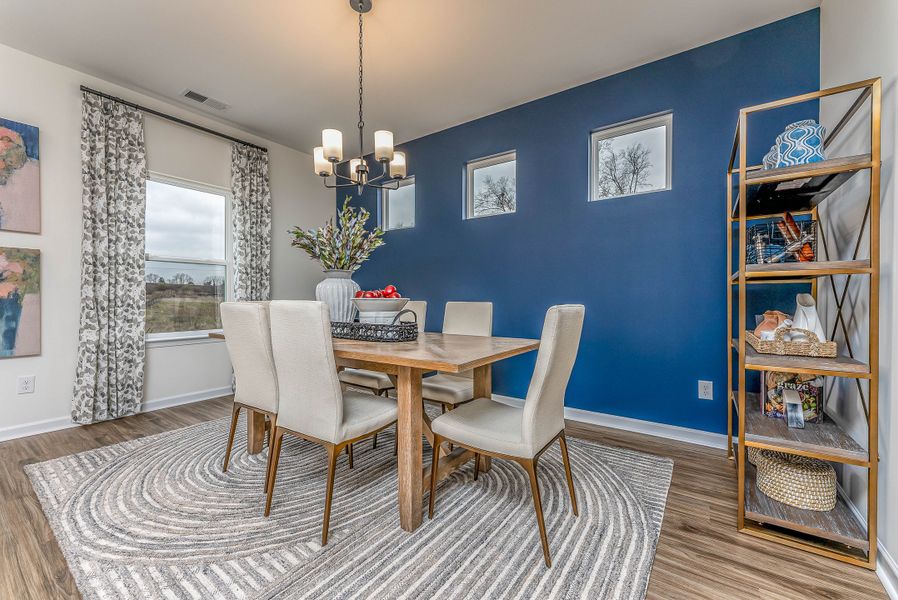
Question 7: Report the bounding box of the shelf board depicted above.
[732,154,872,218]
[740,393,868,465]
[744,459,868,551]
[732,340,871,378]
[730,259,872,281]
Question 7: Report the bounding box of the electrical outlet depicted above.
[17,375,35,395]
[698,380,713,400]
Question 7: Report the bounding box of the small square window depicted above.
[382,176,415,231]
[590,113,672,201]
[465,151,516,219]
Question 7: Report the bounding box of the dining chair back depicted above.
[442,301,492,337]
[269,300,344,442]
[522,304,585,453]
[400,300,427,333]
[219,302,278,481]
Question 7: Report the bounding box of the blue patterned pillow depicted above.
[775,120,826,168]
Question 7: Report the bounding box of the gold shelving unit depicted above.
[726,78,881,569]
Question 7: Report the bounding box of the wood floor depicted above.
[0,397,887,600]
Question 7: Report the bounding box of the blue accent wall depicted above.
[338,10,820,434]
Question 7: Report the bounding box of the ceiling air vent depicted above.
[181,89,230,111]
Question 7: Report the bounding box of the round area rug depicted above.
[26,412,672,600]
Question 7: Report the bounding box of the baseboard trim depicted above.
[0,386,232,443]
[491,394,728,449]
[842,486,898,597]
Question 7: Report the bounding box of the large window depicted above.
[144,175,230,337]
[382,176,415,231]
[590,112,672,201]
[465,151,516,219]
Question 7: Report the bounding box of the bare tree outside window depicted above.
[466,151,516,218]
[591,114,671,201]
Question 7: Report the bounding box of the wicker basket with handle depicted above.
[745,327,837,358]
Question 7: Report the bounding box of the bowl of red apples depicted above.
[351,285,409,324]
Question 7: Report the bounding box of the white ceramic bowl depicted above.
[352,297,409,324]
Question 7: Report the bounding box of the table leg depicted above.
[397,366,424,531]
[246,408,266,455]
[473,364,493,472]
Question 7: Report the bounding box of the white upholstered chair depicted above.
[428,304,585,567]
[266,301,398,544]
[220,302,278,490]
[338,300,427,396]
[421,301,492,411]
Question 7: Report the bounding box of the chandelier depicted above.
[313,0,408,192]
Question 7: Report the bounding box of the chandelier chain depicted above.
[357,4,365,141]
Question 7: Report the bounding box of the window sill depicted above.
[145,331,224,349]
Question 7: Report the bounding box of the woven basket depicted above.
[745,327,837,358]
[331,309,419,342]
[754,449,836,511]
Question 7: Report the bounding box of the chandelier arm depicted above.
[366,180,401,191]
[323,179,363,189]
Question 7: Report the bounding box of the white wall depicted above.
[0,42,334,439]
[819,0,898,594]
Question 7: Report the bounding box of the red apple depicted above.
[363,291,376,298]
[388,292,401,298]
[373,290,383,298]
[354,290,364,298]
[383,285,397,296]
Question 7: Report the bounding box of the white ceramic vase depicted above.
[791,293,827,342]
[315,270,360,323]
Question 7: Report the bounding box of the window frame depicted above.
[588,112,672,202]
[381,175,416,231]
[464,150,517,220]
[144,171,233,342]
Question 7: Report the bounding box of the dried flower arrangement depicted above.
[289,197,385,271]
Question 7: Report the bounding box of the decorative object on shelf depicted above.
[353,296,409,324]
[745,327,837,358]
[783,389,805,428]
[747,212,816,264]
[289,197,384,323]
[791,293,827,343]
[761,372,822,422]
[0,117,40,234]
[311,0,412,194]
[754,449,836,512]
[331,309,418,342]
[753,310,792,341]
[0,247,40,358]
[764,119,826,169]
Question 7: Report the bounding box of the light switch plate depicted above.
[698,380,713,400]
[17,375,35,395]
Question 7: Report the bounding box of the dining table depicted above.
[210,329,540,532]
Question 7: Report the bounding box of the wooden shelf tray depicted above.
[733,154,872,218]
[740,393,867,465]
[731,259,872,281]
[736,341,870,378]
[744,459,868,551]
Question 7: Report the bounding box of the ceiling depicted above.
[2,0,819,154]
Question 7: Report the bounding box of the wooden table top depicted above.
[211,330,539,373]
[332,332,539,372]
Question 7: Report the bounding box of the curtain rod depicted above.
[79,85,268,153]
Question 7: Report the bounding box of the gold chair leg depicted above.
[558,433,578,517]
[322,444,339,545]
[264,414,278,492]
[264,427,285,517]
[473,452,480,481]
[347,443,354,468]
[523,458,552,567]
[373,433,378,449]
[393,425,398,456]
[428,434,441,519]
[222,404,241,472]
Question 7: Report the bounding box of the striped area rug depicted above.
[26,412,672,599]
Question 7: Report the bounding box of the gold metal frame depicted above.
[726,78,881,569]
[427,429,578,568]
[264,420,398,545]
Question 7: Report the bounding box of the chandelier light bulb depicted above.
[349,158,367,183]
[374,130,394,162]
[313,147,333,176]
[389,151,407,179]
[322,129,343,162]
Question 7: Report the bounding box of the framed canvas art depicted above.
[0,247,41,357]
[0,118,41,233]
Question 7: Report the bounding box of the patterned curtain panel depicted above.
[72,91,147,425]
[231,143,272,301]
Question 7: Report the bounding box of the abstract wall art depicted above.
[0,117,41,233]
[0,247,41,357]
